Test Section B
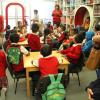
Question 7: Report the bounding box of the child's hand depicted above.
[87,88,94,100]
[26,52,30,56]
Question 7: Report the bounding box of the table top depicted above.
[23,51,70,68]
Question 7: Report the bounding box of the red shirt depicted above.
[39,56,59,77]
[60,44,82,64]
[52,9,62,23]
[27,34,41,51]
[0,50,7,77]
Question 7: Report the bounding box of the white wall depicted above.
[0,0,55,29]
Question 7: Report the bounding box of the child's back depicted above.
[39,56,59,77]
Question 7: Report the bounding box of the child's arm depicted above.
[20,46,29,55]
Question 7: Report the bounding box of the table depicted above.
[23,51,70,96]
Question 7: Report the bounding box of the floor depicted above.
[0,67,96,100]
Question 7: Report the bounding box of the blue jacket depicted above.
[82,31,94,54]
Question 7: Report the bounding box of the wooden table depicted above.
[23,51,70,96]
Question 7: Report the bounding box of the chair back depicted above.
[77,52,85,71]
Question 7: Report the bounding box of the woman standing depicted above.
[52,4,62,27]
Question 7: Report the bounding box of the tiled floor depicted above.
[0,67,96,100]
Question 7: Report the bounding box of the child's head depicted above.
[31,23,39,33]
[44,28,51,36]
[79,30,86,40]
[55,4,60,10]
[6,25,11,30]
[74,34,84,43]
[17,21,22,27]
[34,9,38,15]
[86,17,90,22]
[20,25,26,34]
[40,44,52,57]
[10,33,19,43]
[71,28,78,36]
[94,23,100,32]
[57,25,66,33]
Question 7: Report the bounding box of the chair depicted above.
[34,74,69,100]
[68,53,85,86]
[7,57,26,94]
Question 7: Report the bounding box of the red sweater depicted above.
[27,34,41,51]
[52,9,62,23]
[60,44,82,64]
[0,50,7,77]
[39,56,59,77]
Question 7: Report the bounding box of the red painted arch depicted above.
[75,7,88,27]
[5,3,25,30]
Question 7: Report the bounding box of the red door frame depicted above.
[5,3,25,28]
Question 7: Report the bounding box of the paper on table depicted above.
[31,60,39,67]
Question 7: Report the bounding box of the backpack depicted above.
[42,73,66,100]
[7,47,21,65]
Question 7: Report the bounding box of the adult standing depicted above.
[52,4,62,27]
[32,9,39,24]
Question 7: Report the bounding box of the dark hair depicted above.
[72,28,78,34]
[44,28,51,36]
[87,17,90,20]
[40,44,52,57]
[10,33,19,43]
[6,25,11,30]
[34,9,38,13]
[44,28,51,44]
[31,23,39,33]
[55,4,60,10]
[60,25,66,31]
[95,24,100,31]
[74,34,83,43]
[79,30,86,40]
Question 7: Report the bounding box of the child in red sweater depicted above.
[60,34,83,71]
[32,44,59,77]
[0,47,8,97]
[7,33,29,74]
[27,23,41,51]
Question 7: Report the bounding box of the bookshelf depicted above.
[56,0,100,31]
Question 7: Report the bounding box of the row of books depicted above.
[94,4,100,16]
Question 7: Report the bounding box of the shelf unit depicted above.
[56,0,100,31]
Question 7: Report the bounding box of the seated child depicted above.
[32,44,59,77]
[7,33,29,74]
[18,25,27,42]
[0,47,8,97]
[60,34,83,71]
[27,23,41,51]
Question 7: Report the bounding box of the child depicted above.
[32,44,59,77]
[0,47,8,97]
[7,33,29,74]
[60,34,83,71]
[18,25,27,42]
[27,23,41,51]
[40,28,51,44]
